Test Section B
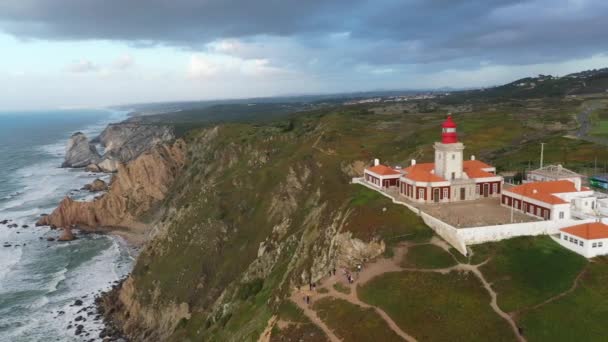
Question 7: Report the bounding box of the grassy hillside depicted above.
[105,91,608,341]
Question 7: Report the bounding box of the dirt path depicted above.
[289,240,525,342]
[459,263,526,342]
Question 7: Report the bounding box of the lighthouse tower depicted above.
[434,115,465,180]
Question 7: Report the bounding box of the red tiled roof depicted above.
[463,160,496,179]
[506,180,579,205]
[463,160,493,170]
[403,163,446,182]
[366,164,401,176]
[561,222,608,240]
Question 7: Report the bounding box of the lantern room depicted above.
[441,115,458,144]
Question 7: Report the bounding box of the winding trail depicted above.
[289,238,526,342]
[511,265,588,320]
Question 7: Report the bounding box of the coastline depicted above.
[0,109,138,341]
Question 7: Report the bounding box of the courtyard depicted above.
[416,197,541,228]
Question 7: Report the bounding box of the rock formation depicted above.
[94,123,174,163]
[58,227,75,241]
[62,132,101,168]
[38,140,186,233]
[83,179,108,192]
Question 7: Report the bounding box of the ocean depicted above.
[0,110,134,341]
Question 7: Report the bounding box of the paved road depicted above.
[575,102,608,146]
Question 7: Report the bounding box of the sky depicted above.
[1,0,608,110]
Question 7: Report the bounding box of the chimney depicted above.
[374,158,380,166]
[471,155,476,161]
[411,159,416,166]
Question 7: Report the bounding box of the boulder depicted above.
[97,158,121,173]
[85,164,102,173]
[82,179,108,192]
[62,132,101,168]
[58,227,76,242]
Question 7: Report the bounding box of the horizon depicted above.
[2,0,608,110]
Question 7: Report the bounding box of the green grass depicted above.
[477,236,587,313]
[332,282,351,295]
[271,300,328,342]
[401,244,457,269]
[350,187,385,206]
[518,257,608,341]
[313,297,404,342]
[359,271,517,341]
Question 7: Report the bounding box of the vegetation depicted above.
[359,271,517,341]
[332,282,351,295]
[112,71,608,341]
[476,236,587,313]
[518,257,608,341]
[313,297,404,342]
[401,244,457,269]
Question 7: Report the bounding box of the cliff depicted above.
[38,139,186,235]
[92,122,175,171]
[99,114,431,341]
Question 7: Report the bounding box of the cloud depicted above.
[187,53,290,80]
[112,54,135,70]
[1,0,607,69]
[66,59,98,73]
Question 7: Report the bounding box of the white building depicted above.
[501,180,595,221]
[558,222,608,258]
[527,164,583,191]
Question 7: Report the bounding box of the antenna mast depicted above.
[540,143,545,169]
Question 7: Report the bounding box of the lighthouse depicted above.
[434,114,465,180]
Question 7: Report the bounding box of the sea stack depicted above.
[62,132,101,168]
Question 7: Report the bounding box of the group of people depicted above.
[343,264,363,284]
[300,264,365,305]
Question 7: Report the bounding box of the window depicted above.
[451,172,455,180]
[443,188,449,199]
[452,154,455,160]
[418,188,424,200]
[599,242,604,248]
[570,237,575,243]
[523,203,527,212]
[492,183,498,193]
[476,185,480,194]
[535,207,539,216]
[593,242,598,248]
[559,212,565,219]
[563,234,568,240]
[579,241,584,247]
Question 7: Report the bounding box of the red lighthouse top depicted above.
[441,114,458,144]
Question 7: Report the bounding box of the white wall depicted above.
[458,219,594,246]
[557,232,608,258]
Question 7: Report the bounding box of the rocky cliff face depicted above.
[38,139,186,234]
[92,123,175,170]
[62,132,101,168]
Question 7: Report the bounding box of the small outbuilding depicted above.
[559,222,608,258]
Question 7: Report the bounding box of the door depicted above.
[433,188,440,203]
[483,184,489,197]
[460,188,465,200]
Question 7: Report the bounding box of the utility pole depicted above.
[540,143,545,169]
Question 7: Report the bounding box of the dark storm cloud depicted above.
[1,0,608,66]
